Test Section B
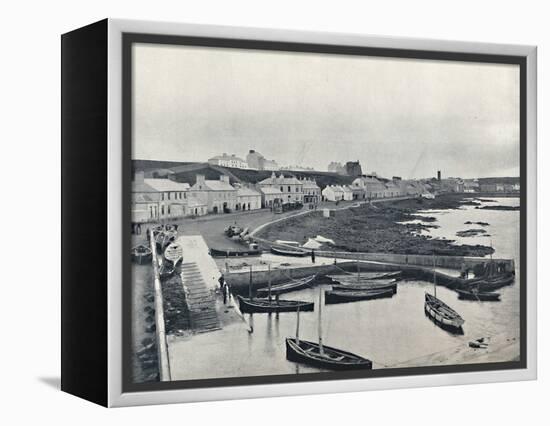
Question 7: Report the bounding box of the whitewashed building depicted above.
[189,174,237,214]
[322,185,345,201]
[259,187,284,209]
[302,178,321,204]
[342,185,354,201]
[236,186,262,211]
[258,172,303,204]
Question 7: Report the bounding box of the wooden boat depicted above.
[270,246,308,257]
[164,242,183,265]
[468,337,489,349]
[285,288,372,370]
[325,288,394,304]
[462,273,514,292]
[328,271,402,281]
[237,296,314,314]
[158,262,175,280]
[131,245,152,265]
[209,247,262,258]
[331,280,398,294]
[425,293,464,333]
[424,255,464,333]
[155,231,176,251]
[256,275,316,296]
[456,288,501,301]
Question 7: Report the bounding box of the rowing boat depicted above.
[164,242,183,265]
[131,245,152,265]
[331,280,398,294]
[328,271,402,281]
[324,288,394,304]
[424,293,465,333]
[256,275,316,296]
[285,288,372,370]
[237,296,314,314]
[456,288,501,301]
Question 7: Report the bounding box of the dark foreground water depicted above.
[167,197,520,380]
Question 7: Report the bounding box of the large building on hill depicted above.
[246,149,279,171]
[189,174,237,214]
[345,161,363,177]
[257,172,303,204]
[327,161,346,174]
[208,153,248,169]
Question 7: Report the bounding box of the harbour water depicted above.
[167,197,521,381]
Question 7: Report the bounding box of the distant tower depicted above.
[437,170,441,181]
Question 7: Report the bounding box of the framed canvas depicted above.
[61,19,537,407]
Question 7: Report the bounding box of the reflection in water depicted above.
[177,198,520,379]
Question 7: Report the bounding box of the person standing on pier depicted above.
[311,249,316,264]
[218,274,225,291]
[223,281,230,304]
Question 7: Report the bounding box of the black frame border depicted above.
[121,32,527,394]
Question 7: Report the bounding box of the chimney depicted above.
[437,170,441,181]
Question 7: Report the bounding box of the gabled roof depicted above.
[258,174,302,185]
[237,187,261,197]
[135,178,190,192]
[259,187,283,195]
[302,180,320,189]
[191,180,236,191]
[341,186,354,193]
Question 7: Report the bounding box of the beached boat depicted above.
[256,275,316,296]
[155,231,176,251]
[425,293,464,333]
[456,288,501,301]
[237,296,314,314]
[209,247,262,258]
[325,288,394,304]
[285,288,372,370]
[131,245,152,265]
[164,242,183,265]
[270,246,308,257]
[328,271,402,281]
[331,280,398,294]
[424,255,464,333]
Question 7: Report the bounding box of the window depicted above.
[161,205,164,215]
[288,186,291,192]
[167,192,170,200]
[161,193,164,201]
[280,186,284,192]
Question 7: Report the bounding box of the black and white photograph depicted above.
[127,37,525,387]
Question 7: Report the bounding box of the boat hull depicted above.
[238,296,314,314]
[331,281,398,294]
[270,247,308,257]
[424,293,464,334]
[209,248,262,258]
[456,289,501,301]
[256,275,317,296]
[285,338,372,370]
[325,288,394,304]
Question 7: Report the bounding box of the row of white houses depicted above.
[131,172,322,223]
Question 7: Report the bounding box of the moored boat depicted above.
[285,287,372,371]
[325,288,394,304]
[237,296,314,314]
[331,280,398,294]
[131,245,152,265]
[328,271,402,281]
[164,242,183,265]
[270,246,308,257]
[285,338,373,370]
[456,288,501,301]
[256,275,316,296]
[209,247,262,258]
[158,262,175,280]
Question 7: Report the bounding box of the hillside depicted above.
[132,160,355,187]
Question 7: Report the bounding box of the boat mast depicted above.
[433,253,437,298]
[318,287,324,355]
[356,259,360,283]
[249,265,253,300]
[268,264,272,304]
[295,306,300,344]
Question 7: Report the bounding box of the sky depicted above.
[132,43,520,179]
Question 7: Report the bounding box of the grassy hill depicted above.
[132,160,355,187]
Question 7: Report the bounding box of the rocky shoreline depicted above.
[257,195,495,257]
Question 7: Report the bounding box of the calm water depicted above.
[173,197,520,379]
